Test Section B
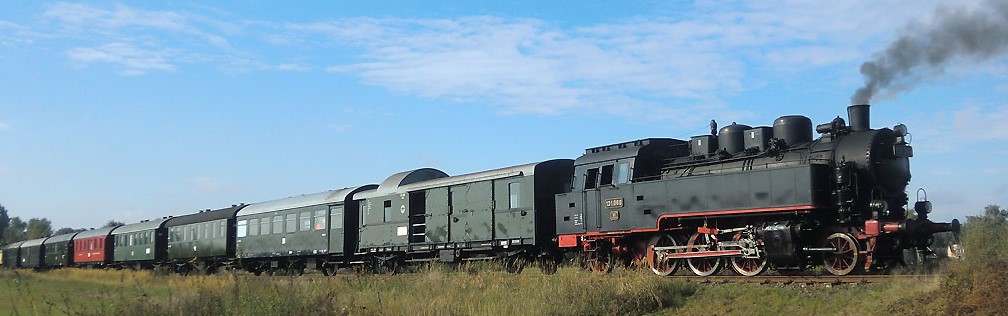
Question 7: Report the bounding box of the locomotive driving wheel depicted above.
[647,233,681,276]
[729,233,767,277]
[823,233,861,276]
[686,232,722,276]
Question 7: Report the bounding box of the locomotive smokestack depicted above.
[847,104,870,132]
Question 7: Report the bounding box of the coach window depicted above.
[219,221,226,238]
[300,211,312,232]
[237,220,248,238]
[584,168,599,189]
[383,200,393,222]
[261,217,271,235]
[315,210,327,230]
[273,216,283,234]
[203,223,210,240]
[286,214,297,233]
[331,206,344,229]
[616,162,630,184]
[360,203,368,226]
[600,165,614,186]
[249,218,259,236]
[509,182,521,209]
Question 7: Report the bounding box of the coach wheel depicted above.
[290,266,305,276]
[178,265,192,276]
[373,257,399,275]
[729,234,767,277]
[823,233,861,276]
[686,232,722,276]
[505,256,527,274]
[321,263,338,276]
[252,269,263,276]
[647,233,681,276]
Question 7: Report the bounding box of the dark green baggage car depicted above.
[111,218,170,269]
[19,238,48,270]
[235,185,377,276]
[357,160,573,272]
[164,204,246,275]
[43,232,80,269]
[2,241,24,269]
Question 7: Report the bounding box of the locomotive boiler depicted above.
[554,104,959,276]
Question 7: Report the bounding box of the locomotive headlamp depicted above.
[893,124,908,136]
[894,124,912,144]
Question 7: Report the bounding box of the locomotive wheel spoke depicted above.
[647,233,681,276]
[729,233,767,277]
[823,233,861,276]
[686,231,722,276]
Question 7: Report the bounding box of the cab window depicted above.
[599,165,614,186]
[584,168,599,189]
[616,162,630,184]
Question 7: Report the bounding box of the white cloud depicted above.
[274,63,311,72]
[0,121,9,130]
[67,43,177,75]
[43,2,229,47]
[296,1,986,121]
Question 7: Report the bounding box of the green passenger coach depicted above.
[235,185,377,276]
[164,204,246,275]
[42,232,80,269]
[20,238,48,269]
[111,218,169,269]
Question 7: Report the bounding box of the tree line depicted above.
[0,204,124,245]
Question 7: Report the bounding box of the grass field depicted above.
[3,219,1006,315]
[0,264,966,316]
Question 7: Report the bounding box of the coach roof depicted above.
[112,218,170,235]
[355,168,448,199]
[238,185,378,217]
[20,237,48,248]
[398,162,543,192]
[74,227,116,240]
[165,204,247,227]
[43,232,79,245]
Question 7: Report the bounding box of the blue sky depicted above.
[1,1,1005,229]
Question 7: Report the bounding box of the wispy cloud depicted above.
[910,104,1008,152]
[67,43,177,75]
[10,1,993,120]
[297,1,974,121]
[0,121,9,130]
[274,63,311,72]
[42,2,230,48]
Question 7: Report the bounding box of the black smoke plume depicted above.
[852,0,1008,104]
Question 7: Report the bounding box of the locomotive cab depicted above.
[555,138,687,236]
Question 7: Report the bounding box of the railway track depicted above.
[665,274,936,284]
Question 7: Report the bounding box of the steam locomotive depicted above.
[1,104,958,277]
[555,104,959,276]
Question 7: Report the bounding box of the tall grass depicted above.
[895,219,1008,315]
[1,265,695,315]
